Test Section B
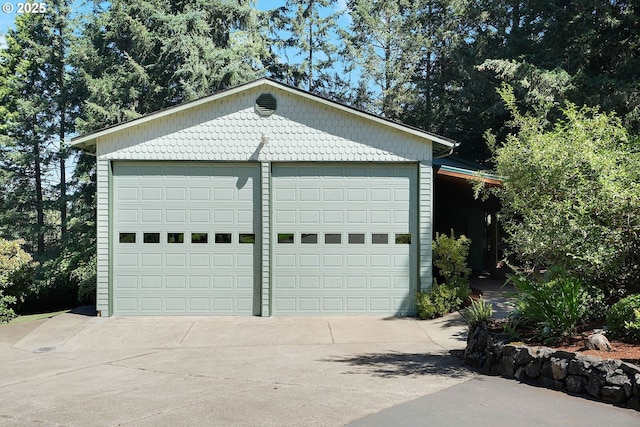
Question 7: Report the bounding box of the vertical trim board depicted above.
[96,158,110,315]
[261,162,271,316]
[419,161,433,292]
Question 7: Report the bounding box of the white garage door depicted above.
[112,162,259,315]
[272,164,417,315]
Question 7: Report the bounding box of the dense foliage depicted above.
[507,272,604,343]
[0,1,638,315]
[417,232,471,320]
[607,294,640,343]
[488,87,640,296]
[0,238,36,322]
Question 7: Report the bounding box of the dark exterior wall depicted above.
[433,173,501,273]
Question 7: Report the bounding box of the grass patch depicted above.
[9,309,69,324]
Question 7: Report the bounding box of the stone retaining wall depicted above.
[464,326,640,410]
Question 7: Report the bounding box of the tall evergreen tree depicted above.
[400,0,470,135]
[76,0,270,132]
[342,0,424,119]
[449,0,640,162]
[0,1,88,312]
[269,0,342,92]
[1,13,55,255]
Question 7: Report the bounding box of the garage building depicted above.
[72,78,457,317]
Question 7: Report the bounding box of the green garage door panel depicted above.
[112,163,259,315]
[272,164,417,315]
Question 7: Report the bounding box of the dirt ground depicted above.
[548,334,640,366]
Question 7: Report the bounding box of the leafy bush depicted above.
[607,294,640,343]
[433,231,471,286]
[0,292,17,323]
[508,273,592,342]
[416,282,469,320]
[460,297,493,331]
[484,91,640,295]
[74,254,97,305]
[0,238,36,323]
[417,232,472,320]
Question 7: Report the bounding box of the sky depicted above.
[0,0,346,42]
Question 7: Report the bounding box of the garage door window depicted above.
[215,233,232,243]
[191,233,208,243]
[395,233,411,244]
[168,233,184,243]
[325,234,341,244]
[301,233,318,244]
[372,233,388,244]
[143,233,160,243]
[348,233,365,244]
[278,233,294,244]
[119,233,136,243]
[239,233,255,244]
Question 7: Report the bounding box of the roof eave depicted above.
[436,165,503,186]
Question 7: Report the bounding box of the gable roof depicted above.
[72,77,459,156]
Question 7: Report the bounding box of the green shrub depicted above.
[416,280,471,320]
[433,231,471,285]
[416,285,453,320]
[509,273,591,342]
[607,294,640,343]
[0,292,17,323]
[0,239,35,323]
[74,255,97,305]
[417,231,472,320]
[460,296,493,331]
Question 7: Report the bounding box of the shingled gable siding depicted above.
[95,86,432,163]
[92,83,436,316]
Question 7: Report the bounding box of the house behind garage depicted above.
[72,78,458,317]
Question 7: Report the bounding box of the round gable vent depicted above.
[255,93,277,116]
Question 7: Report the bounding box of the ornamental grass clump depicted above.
[460,296,493,332]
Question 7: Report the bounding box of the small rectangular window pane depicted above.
[348,233,365,244]
[301,233,318,244]
[143,233,160,243]
[191,233,208,243]
[119,233,136,243]
[278,233,294,244]
[372,233,388,244]
[239,233,256,244]
[395,233,411,244]
[215,233,232,244]
[325,234,341,244]
[168,233,184,243]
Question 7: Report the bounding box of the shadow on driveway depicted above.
[326,350,470,379]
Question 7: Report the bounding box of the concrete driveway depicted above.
[0,313,471,426]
